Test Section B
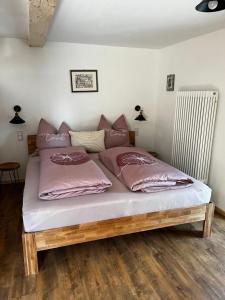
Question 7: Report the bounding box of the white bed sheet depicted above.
[23,154,211,232]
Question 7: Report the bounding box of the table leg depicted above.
[16,169,20,183]
[8,171,13,184]
[0,171,3,184]
[12,170,17,184]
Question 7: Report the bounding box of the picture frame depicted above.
[166,74,175,91]
[70,70,98,93]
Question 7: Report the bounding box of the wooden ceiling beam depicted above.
[29,0,58,47]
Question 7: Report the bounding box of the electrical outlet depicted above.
[17,131,24,142]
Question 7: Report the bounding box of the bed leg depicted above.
[203,202,215,238]
[22,231,38,276]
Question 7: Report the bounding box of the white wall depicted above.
[0,38,159,179]
[2,31,225,211]
[155,28,225,210]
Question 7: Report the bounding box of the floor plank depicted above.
[0,184,225,300]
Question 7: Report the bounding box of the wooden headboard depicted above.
[27,131,136,154]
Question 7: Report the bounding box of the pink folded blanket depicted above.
[39,146,112,200]
[99,147,193,193]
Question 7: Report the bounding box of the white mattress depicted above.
[23,154,212,232]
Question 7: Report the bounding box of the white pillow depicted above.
[69,130,105,153]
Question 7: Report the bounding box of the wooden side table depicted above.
[0,162,20,184]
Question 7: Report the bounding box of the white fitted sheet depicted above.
[23,155,211,232]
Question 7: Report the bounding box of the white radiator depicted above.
[172,91,218,183]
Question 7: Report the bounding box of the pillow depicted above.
[36,119,71,150]
[69,130,105,153]
[58,122,71,147]
[113,114,129,131]
[98,115,130,149]
[98,114,111,129]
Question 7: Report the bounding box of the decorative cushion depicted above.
[69,130,105,153]
[97,114,111,129]
[58,122,71,147]
[98,115,130,149]
[113,114,129,131]
[36,119,71,150]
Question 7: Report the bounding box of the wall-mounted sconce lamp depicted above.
[134,105,146,121]
[196,0,225,12]
[9,105,25,124]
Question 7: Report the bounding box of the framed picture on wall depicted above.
[70,70,98,93]
[166,74,175,91]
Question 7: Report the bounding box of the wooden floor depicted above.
[1,184,225,300]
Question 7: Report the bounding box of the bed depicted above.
[22,132,215,276]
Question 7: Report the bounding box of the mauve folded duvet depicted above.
[39,146,112,200]
[99,147,193,193]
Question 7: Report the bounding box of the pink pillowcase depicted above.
[98,115,130,149]
[36,119,71,150]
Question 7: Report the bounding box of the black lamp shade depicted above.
[9,105,25,124]
[135,111,146,121]
[9,113,25,124]
[196,0,225,12]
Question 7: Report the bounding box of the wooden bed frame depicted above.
[22,133,215,276]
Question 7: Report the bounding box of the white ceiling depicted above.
[0,0,28,40]
[1,0,225,48]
